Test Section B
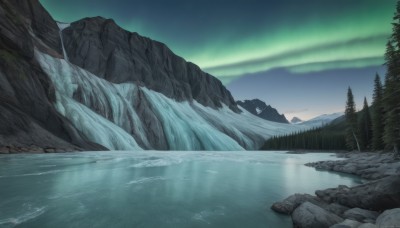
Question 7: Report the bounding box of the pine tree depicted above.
[382,1,400,154]
[345,87,360,151]
[371,74,385,150]
[393,1,400,50]
[383,39,400,154]
[358,97,372,151]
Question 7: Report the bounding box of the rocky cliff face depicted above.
[61,17,239,112]
[0,0,300,152]
[237,99,289,124]
[0,0,106,152]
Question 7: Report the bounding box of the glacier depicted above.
[35,50,306,151]
[36,52,144,151]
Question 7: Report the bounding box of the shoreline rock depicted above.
[343,208,379,223]
[292,202,344,228]
[271,152,400,228]
[315,175,400,211]
[305,152,400,180]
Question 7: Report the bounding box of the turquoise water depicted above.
[0,151,361,227]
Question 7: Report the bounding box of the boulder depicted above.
[271,194,324,214]
[329,219,362,228]
[375,208,400,227]
[325,203,351,217]
[357,224,377,228]
[306,153,400,180]
[315,175,400,211]
[343,208,379,223]
[316,185,350,203]
[292,202,343,228]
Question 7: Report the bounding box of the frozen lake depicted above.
[0,151,361,227]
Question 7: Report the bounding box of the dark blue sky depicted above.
[228,66,386,120]
[40,0,395,119]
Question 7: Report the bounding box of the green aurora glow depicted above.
[40,0,396,84]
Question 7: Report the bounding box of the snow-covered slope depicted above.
[35,51,306,151]
[298,112,343,128]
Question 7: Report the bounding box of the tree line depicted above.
[346,1,400,154]
[262,126,347,151]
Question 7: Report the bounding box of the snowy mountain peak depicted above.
[299,112,344,127]
[290,117,303,124]
[236,99,289,124]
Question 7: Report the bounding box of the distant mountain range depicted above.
[290,117,303,124]
[236,99,289,124]
[298,112,344,127]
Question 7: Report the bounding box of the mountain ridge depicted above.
[299,112,343,127]
[290,117,302,124]
[237,99,289,124]
[61,16,239,112]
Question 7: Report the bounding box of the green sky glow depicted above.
[40,0,395,84]
[198,12,392,82]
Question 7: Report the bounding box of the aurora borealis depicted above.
[40,0,396,119]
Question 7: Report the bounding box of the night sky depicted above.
[40,0,396,120]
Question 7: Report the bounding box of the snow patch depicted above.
[35,51,143,151]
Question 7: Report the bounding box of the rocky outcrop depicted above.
[375,208,400,227]
[62,17,239,112]
[291,202,343,228]
[0,0,108,152]
[343,208,379,223]
[358,223,377,228]
[271,193,326,215]
[330,219,362,228]
[306,152,400,180]
[272,153,400,228]
[236,99,289,123]
[315,175,400,211]
[272,176,400,228]
[271,193,351,218]
[12,0,62,55]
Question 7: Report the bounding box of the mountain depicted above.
[236,99,289,124]
[61,17,239,112]
[299,112,344,128]
[290,117,303,124]
[0,0,304,152]
[262,113,347,151]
